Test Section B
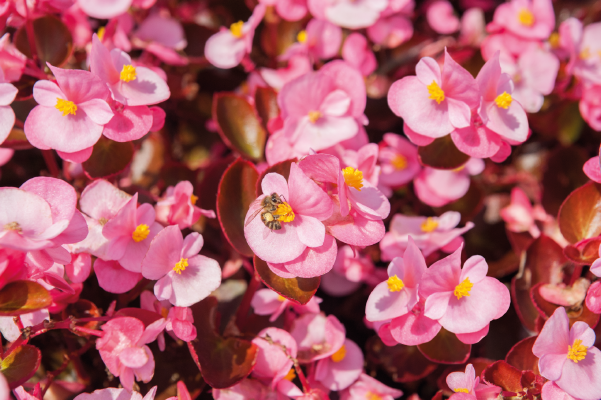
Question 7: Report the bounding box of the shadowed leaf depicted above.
[1,345,41,389]
[0,281,52,316]
[15,16,73,67]
[417,328,471,364]
[82,137,134,179]
[254,256,319,305]
[418,136,470,170]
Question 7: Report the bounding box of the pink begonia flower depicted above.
[378,133,421,191]
[94,258,142,294]
[61,5,93,48]
[141,226,221,307]
[388,298,442,345]
[532,307,601,400]
[459,8,486,47]
[500,47,559,113]
[0,309,49,342]
[542,381,581,400]
[446,364,502,400]
[308,0,388,29]
[489,0,555,41]
[500,187,549,238]
[24,64,114,153]
[559,19,601,86]
[64,252,91,284]
[165,306,197,342]
[586,281,601,314]
[77,0,131,19]
[74,386,157,400]
[342,33,377,77]
[140,290,170,351]
[589,244,601,278]
[155,181,215,230]
[388,50,480,138]
[328,143,380,187]
[367,12,413,49]
[313,338,363,391]
[339,373,403,400]
[204,5,265,69]
[0,33,26,83]
[538,279,590,309]
[290,313,346,362]
[321,246,385,297]
[132,14,188,66]
[101,193,163,272]
[252,327,297,385]
[259,55,312,92]
[96,317,166,391]
[579,85,601,132]
[0,80,17,146]
[380,211,473,261]
[259,0,308,21]
[281,19,342,61]
[419,244,511,335]
[244,163,332,264]
[213,376,302,400]
[251,288,322,322]
[366,237,426,322]
[427,1,460,35]
[414,158,485,207]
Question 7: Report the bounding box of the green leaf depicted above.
[417,328,471,364]
[418,136,470,170]
[15,16,73,67]
[82,137,134,179]
[558,182,601,244]
[0,281,52,316]
[1,345,41,389]
[254,256,320,305]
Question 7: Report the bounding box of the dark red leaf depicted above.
[417,328,471,364]
[564,237,601,265]
[115,308,162,328]
[82,137,134,179]
[505,336,540,375]
[418,136,470,170]
[1,345,41,389]
[254,87,279,131]
[198,156,236,216]
[0,281,52,316]
[542,146,588,217]
[558,182,601,244]
[0,128,33,150]
[254,256,319,305]
[482,361,522,393]
[15,16,73,67]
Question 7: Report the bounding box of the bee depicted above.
[245,192,285,231]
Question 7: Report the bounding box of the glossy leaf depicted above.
[559,182,601,244]
[255,158,296,197]
[15,16,73,67]
[82,137,134,179]
[418,136,470,170]
[198,155,236,222]
[0,281,52,316]
[254,87,279,132]
[217,158,259,258]
[482,361,523,393]
[417,328,471,364]
[564,237,601,264]
[505,336,539,375]
[543,146,588,217]
[213,93,266,161]
[1,128,33,150]
[189,297,258,389]
[1,345,41,389]
[254,256,319,305]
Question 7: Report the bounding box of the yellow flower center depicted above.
[455,388,470,393]
[495,92,512,109]
[387,275,405,292]
[427,81,445,104]
[55,98,77,116]
[580,48,591,60]
[421,217,439,232]
[173,258,188,275]
[297,30,307,43]
[97,26,106,41]
[190,194,198,205]
[273,202,295,223]
[284,368,296,381]
[98,217,109,226]
[308,110,321,123]
[120,65,137,82]
[132,224,150,242]
[342,167,364,191]
[367,393,383,400]
[331,345,346,362]
[548,32,560,49]
[3,222,22,233]
[518,8,535,26]
[567,339,588,363]
[230,21,244,38]
[391,155,407,170]
[277,295,286,302]
[454,278,473,299]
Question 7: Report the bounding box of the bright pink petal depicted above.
[293,215,326,248]
[460,255,488,285]
[584,156,601,183]
[111,67,170,107]
[456,324,489,344]
[389,312,442,346]
[314,339,363,391]
[274,234,337,278]
[533,307,571,357]
[102,105,153,142]
[261,173,290,199]
[288,163,333,220]
[204,30,246,69]
[119,346,149,369]
[556,347,601,400]
[48,64,110,105]
[141,225,184,280]
[94,258,142,293]
[365,281,413,322]
[57,147,93,163]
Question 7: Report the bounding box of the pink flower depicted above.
[366,237,426,322]
[490,0,555,41]
[419,244,511,335]
[77,0,132,19]
[0,80,17,146]
[94,258,142,294]
[24,64,114,153]
[260,0,308,21]
[321,246,384,297]
[328,143,381,187]
[414,158,485,207]
[500,187,549,238]
[313,338,363,391]
[96,316,166,391]
[459,8,486,46]
[378,133,421,190]
[560,19,601,86]
[132,14,188,65]
[388,50,480,138]
[290,313,346,362]
[204,5,265,69]
[74,386,157,400]
[165,306,197,342]
[252,327,297,385]
[244,163,333,266]
[388,299,442,345]
[281,19,342,61]
[101,193,163,272]
[308,0,388,29]
[155,181,216,230]
[141,226,221,307]
[342,33,377,77]
[446,364,502,400]
[339,373,403,400]
[0,33,26,83]
[251,288,321,322]
[532,307,601,400]
[259,55,312,92]
[380,211,474,261]
[427,1,460,35]
[541,381,581,400]
[580,85,601,132]
[367,12,413,49]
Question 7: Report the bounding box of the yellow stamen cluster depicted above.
[427,81,445,104]
[132,224,150,242]
[391,154,407,170]
[274,202,295,223]
[97,26,106,41]
[331,345,346,362]
[580,48,592,60]
[120,65,137,82]
[308,110,321,123]
[495,92,513,109]
[277,295,287,302]
[387,275,405,292]
[297,30,307,43]
[284,368,296,381]
[421,217,439,233]
[342,167,364,191]
[518,9,535,26]
[567,339,588,363]
[454,278,473,299]
[55,98,77,116]
[173,258,189,274]
[190,194,198,205]
[548,32,560,49]
[230,21,244,38]
[4,222,22,233]
[367,392,383,400]
[455,388,470,393]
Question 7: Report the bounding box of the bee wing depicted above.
[244,199,264,227]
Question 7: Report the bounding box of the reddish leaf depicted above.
[255,159,296,197]
[217,158,259,258]
[254,87,279,131]
[505,336,540,375]
[482,361,522,393]
[506,230,535,255]
[15,16,73,67]
[487,251,520,279]
[542,146,588,217]
[189,297,258,389]
[66,299,101,334]
[558,182,601,244]
[0,281,52,316]
[418,136,470,170]
[115,308,162,328]
[82,137,134,179]
[213,93,266,161]
[417,328,471,364]
[564,237,601,265]
[1,128,33,150]
[198,156,236,217]
[254,256,319,305]
[1,345,41,389]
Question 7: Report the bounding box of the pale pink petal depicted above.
[288,163,333,220]
[33,80,66,107]
[583,156,601,183]
[456,324,489,344]
[389,312,442,346]
[365,281,412,322]
[181,232,204,259]
[261,173,290,199]
[293,215,326,248]
[460,255,488,285]
[57,147,93,163]
[102,105,153,142]
[78,0,132,19]
[94,259,142,293]
[119,346,149,369]
[111,67,170,107]
[160,255,221,307]
[204,30,246,69]
[141,225,184,280]
[555,346,601,400]
[314,339,363,391]
[274,234,337,278]
[427,1,460,34]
